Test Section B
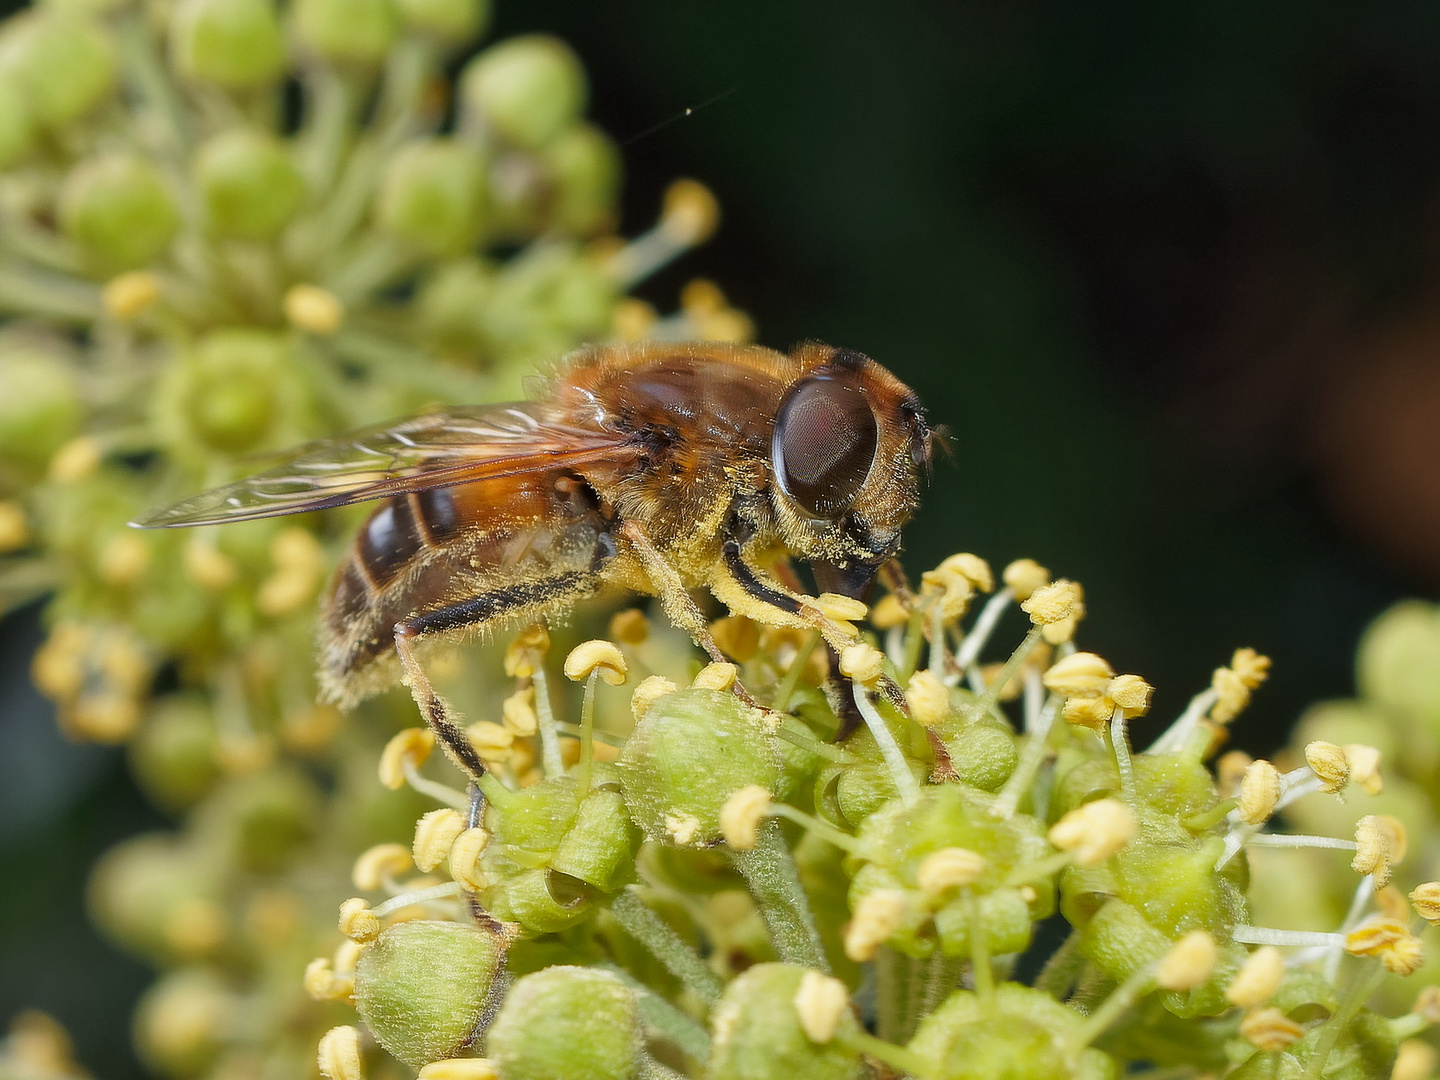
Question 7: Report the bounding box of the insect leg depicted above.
[391,569,601,783]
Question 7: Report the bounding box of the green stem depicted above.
[0,265,101,321]
[837,1028,932,1079]
[1070,961,1156,1051]
[876,946,901,1045]
[1304,962,1388,1079]
[993,693,1060,818]
[533,666,565,777]
[576,670,597,793]
[768,803,860,854]
[731,820,829,972]
[610,890,723,1005]
[852,682,922,806]
[771,629,821,712]
[1106,708,1136,807]
[595,962,712,1061]
[1003,851,1073,889]
[774,719,856,764]
[966,625,1043,723]
[1034,929,1084,1000]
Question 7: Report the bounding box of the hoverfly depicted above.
[135,341,934,773]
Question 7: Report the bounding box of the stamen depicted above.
[851,682,922,806]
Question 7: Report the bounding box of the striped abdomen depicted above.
[318,472,611,704]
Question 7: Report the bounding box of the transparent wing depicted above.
[132,403,634,528]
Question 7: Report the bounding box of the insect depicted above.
[135,341,934,771]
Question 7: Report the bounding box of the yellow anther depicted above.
[608,608,650,645]
[1048,798,1136,867]
[1376,884,1411,922]
[660,178,720,246]
[8,1010,77,1073]
[69,693,142,743]
[793,971,849,1044]
[167,897,226,956]
[631,674,678,721]
[98,532,151,585]
[1353,816,1393,887]
[182,538,238,591]
[905,669,951,726]
[378,728,435,790]
[1410,881,1440,925]
[1155,930,1217,991]
[937,552,994,593]
[838,642,886,687]
[467,720,514,763]
[284,283,345,335]
[981,661,1024,702]
[272,526,324,572]
[449,827,490,891]
[1393,1040,1437,1080]
[504,624,551,678]
[1230,647,1271,689]
[317,1025,364,1080]
[413,808,467,872]
[920,567,974,621]
[1375,815,1408,865]
[1342,744,1384,795]
[1021,578,1081,626]
[815,592,869,622]
[693,661,738,692]
[916,848,987,900]
[564,639,628,685]
[1002,558,1051,601]
[1236,759,1281,826]
[103,270,161,320]
[418,1060,502,1080]
[352,843,412,891]
[1107,674,1153,718]
[1208,666,1251,725]
[708,615,759,661]
[1225,946,1284,1007]
[1042,652,1115,697]
[333,940,365,973]
[1239,1007,1304,1052]
[500,687,538,736]
[844,889,908,962]
[1303,740,1349,793]
[611,297,658,341]
[1345,917,1425,975]
[664,812,702,846]
[869,593,909,630]
[1414,985,1440,1024]
[48,436,102,483]
[680,277,727,314]
[337,899,379,944]
[303,958,354,1002]
[1061,695,1115,732]
[256,568,318,617]
[0,501,29,552]
[719,785,772,850]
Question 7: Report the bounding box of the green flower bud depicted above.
[0,11,116,131]
[460,35,587,149]
[354,920,505,1068]
[169,329,286,452]
[87,834,225,964]
[128,695,220,811]
[134,968,235,1078]
[194,128,304,239]
[485,867,597,933]
[548,787,642,892]
[543,122,621,236]
[931,713,1017,793]
[60,155,180,271]
[415,257,495,358]
[293,0,399,66]
[708,963,861,1080]
[638,843,745,895]
[846,785,1052,959]
[394,0,489,44]
[0,76,35,168]
[488,967,639,1080]
[619,687,779,847]
[1357,599,1440,727]
[169,0,285,90]
[481,243,618,359]
[376,137,489,257]
[908,984,1118,1080]
[190,764,320,873]
[0,345,82,465]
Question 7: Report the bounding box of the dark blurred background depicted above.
[7,1,1440,1074]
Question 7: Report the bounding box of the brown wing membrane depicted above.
[132,403,635,528]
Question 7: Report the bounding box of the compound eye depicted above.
[772,374,879,518]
